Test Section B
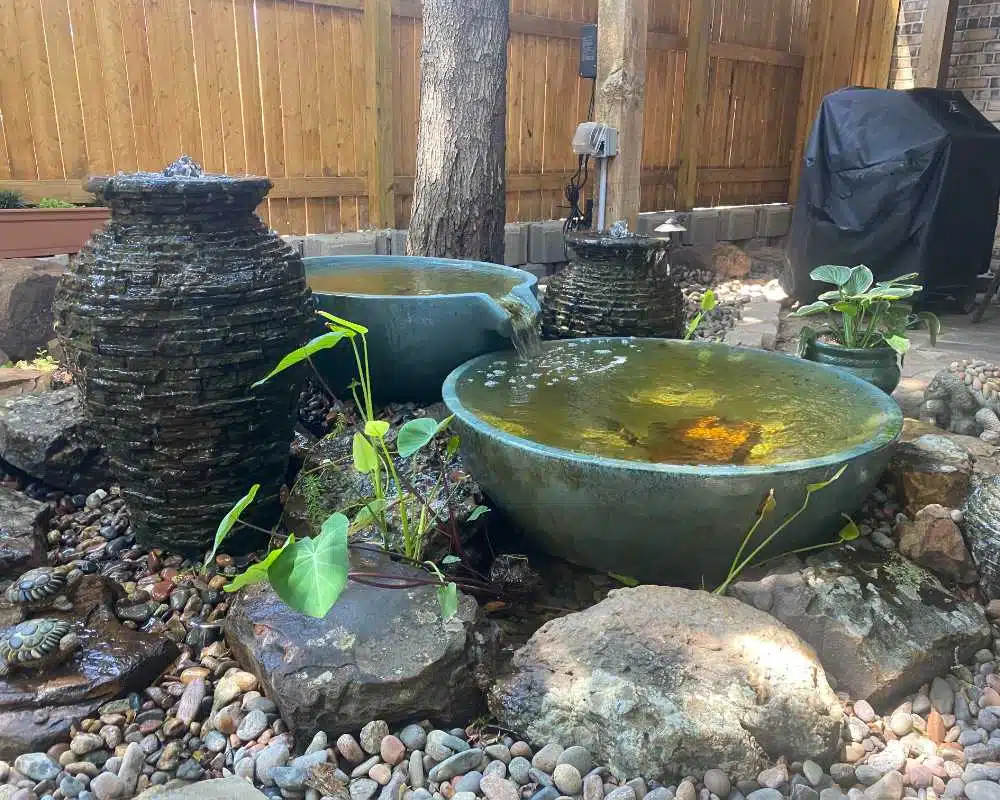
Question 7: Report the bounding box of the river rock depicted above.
[0,575,178,759]
[889,435,974,514]
[0,259,64,362]
[224,549,494,742]
[0,484,48,580]
[896,505,978,584]
[729,543,991,704]
[134,776,269,798]
[489,585,842,778]
[0,388,109,492]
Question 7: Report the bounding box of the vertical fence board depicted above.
[0,0,892,233]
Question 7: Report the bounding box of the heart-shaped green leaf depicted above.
[353,433,379,474]
[205,484,260,570]
[252,332,348,388]
[365,420,390,438]
[700,289,717,312]
[397,418,439,458]
[810,265,854,287]
[838,516,860,542]
[842,265,874,296]
[790,301,832,318]
[884,334,910,355]
[224,534,295,593]
[269,514,350,618]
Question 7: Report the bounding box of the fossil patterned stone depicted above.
[53,157,312,551]
[0,618,79,676]
[540,229,684,341]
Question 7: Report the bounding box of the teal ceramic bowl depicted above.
[304,256,540,403]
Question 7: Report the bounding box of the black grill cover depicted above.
[785,87,1000,305]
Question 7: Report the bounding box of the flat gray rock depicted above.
[730,543,991,705]
[0,484,49,579]
[0,388,109,492]
[136,776,267,799]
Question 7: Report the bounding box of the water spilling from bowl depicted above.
[453,338,898,467]
[307,263,542,361]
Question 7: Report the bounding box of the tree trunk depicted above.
[407,0,509,263]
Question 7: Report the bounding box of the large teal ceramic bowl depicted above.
[304,256,540,403]
[443,337,903,586]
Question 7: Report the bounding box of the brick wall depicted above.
[890,0,1000,270]
[890,0,928,89]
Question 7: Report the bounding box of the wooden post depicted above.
[915,0,958,87]
[594,0,648,230]
[364,0,394,228]
[676,0,711,211]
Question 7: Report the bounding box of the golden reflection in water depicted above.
[457,340,897,467]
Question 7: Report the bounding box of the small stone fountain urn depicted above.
[541,222,684,340]
[53,156,312,552]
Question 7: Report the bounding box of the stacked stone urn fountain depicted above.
[53,156,312,551]
[541,222,684,340]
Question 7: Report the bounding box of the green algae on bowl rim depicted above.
[443,337,904,477]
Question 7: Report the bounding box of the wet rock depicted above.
[0,485,48,580]
[729,544,991,704]
[489,585,842,778]
[0,389,109,492]
[54,162,312,551]
[889,436,974,515]
[224,550,493,743]
[896,505,978,584]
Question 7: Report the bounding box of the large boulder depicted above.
[0,575,178,759]
[224,549,494,744]
[0,259,64,361]
[888,434,974,515]
[0,388,109,491]
[963,473,1000,598]
[0,485,49,579]
[730,543,991,705]
[489,585,843,780]
[0,368,52,399]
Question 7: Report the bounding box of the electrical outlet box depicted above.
[579,24,597,79]
[572,123,618,157]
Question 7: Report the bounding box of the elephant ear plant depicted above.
[205,312,494,620]
[792,265,940,358]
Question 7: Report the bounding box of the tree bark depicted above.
[407,0,509,263]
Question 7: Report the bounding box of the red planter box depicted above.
[0,207,110,259]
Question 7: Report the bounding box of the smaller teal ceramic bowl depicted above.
[304,255,540,403]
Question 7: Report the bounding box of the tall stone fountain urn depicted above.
[53,156,312,552]
[541,222,684,340]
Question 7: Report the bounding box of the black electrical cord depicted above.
[564,79,597,234]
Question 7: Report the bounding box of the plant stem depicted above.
[306,356,338,402]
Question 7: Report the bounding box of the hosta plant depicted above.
[792,265,940,359]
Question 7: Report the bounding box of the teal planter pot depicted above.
[803,341,902,395]
[304,256,540,403]
[443,338,903,587]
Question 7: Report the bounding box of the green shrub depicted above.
[37,197,75,209]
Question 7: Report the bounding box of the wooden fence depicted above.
[0,0,899,235]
